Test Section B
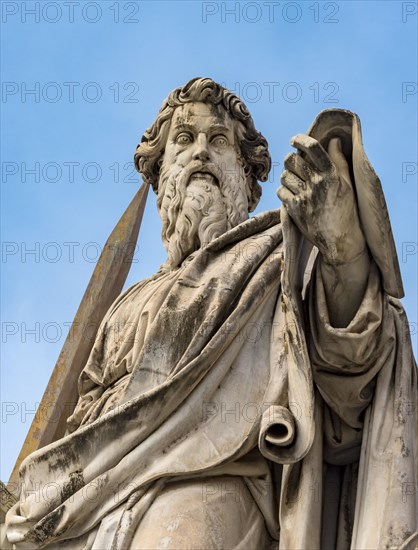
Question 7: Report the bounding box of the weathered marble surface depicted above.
[3,78,417,549]
[0,482,17,524]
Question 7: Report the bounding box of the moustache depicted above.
[179,161,225,187]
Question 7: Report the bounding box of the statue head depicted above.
[134,77,271,267]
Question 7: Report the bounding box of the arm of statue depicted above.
[278,135,370,328]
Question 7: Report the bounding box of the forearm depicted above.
[318,248,371,328]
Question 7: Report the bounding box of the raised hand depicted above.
[278,134,366,265]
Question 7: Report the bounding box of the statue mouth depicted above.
[189,170,218,186]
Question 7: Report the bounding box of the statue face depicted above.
[158,101,249,268]
[163,101,240,187]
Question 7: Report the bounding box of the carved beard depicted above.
[158,159,249,268]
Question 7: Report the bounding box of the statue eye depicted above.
[176,132,193,145]
[211,135,228,148]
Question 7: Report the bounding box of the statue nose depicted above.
[192,134,210,162]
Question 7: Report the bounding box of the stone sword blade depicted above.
[8,183,149,488]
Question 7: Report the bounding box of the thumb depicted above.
[327,137,352,185]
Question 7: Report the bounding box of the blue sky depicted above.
[1,0,417,481]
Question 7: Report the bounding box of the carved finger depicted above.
[327,137,352,185]
[277,187,306,228]
[283,153,311,181]
[280,169,305,194]
[277,185,295,205]
[290,134,332,172]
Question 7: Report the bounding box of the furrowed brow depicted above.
[210,125,230,134]
[171,123,196,133]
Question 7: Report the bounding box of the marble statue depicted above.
[3,78,417,549]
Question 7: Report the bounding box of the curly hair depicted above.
[134,77,271,212]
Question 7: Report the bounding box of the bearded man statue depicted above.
[3,78,417,550]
